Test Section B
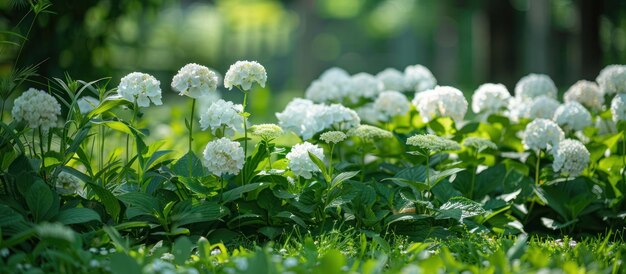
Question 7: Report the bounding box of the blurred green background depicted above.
[2,0,626,120]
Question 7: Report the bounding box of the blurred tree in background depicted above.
[1,0,626,96]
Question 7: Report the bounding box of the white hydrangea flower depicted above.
[321,104,361,131]
[202,137,245,176]
[553,102,592,132]
[611,93,626,122]
[348,125,393,141]
[305,79,345,103]
[224,60,267,91]
[117,72,162,107]
[404,64,436,92]
[250,124,283,140]
[471,83,511,114]
[55,171,81,195]
[354,103,382,124]
[563,80,604,111]
[286,142,324,179]
[320,131,347,144]
[276,99,359,140]
[377,68,406,91]
[595,116,617,135]
[406,134,461,152]
[11,88,61,132]
[348,72,384,102]
[522,119,564,152]
[319,67,352,98]
[505,97,531,123]
[526,95,560,119]
[77,96,99,114]
[171,63,219,98]
[412,86,468,122]
[373,90,410,121]
[195,92,222,118]
[596,64,626,95]
[514,73,557,100]
[199,99,245,136]
[552,139,590,177]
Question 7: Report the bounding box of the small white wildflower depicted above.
[404,64,436,92]
[89,259,100,268]
[552,139,590,177]
[611,94,626,122]
[348,72,384,102]
[202,138,245,176]
[526,95,560,119]
[471,83,511,114]
[412,86,468,122]
[319,131,347,144]
[596,64,626,95]
[514,73,557,100]
[11,88,61,132]
[172,63,219,98]
[77,96,100,114]
[160,252,175,261]
[373,90,410,121]
[348,125,393,141]
[522,119,564,152]
[564,80,604,111]
[234,258,248,270]
[553,102,592,132]
[55,171,81,195]
[117,72,162,107]
[286,142,324,179]
[284,257,299,268]
[406,134,461,152]
[199,99,245,136]
[250,124,283,140]
[89,247,98,253]
[0,248,9,257]
[99,249,108,255]
[224,60,267,91]
[144,259,175,273]
[210,248,222,256]
[463,137,497,151]
[377,68,406,91]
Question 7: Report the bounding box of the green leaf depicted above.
[178,177,212,195]
[437,196,486,222]
[0,204,25,227]
[172,151,207,178]
[315,249,345,274]
[541,217,579,230]
[308,151,330,183]
[109,253,142,274]
[25,181,55,223]
[473,164,506,199]
[275,211,307,228]
[172,236,193,265]
[85,182,121,222]
[55,208,101,225]
[171,202,228,227]
[222,182,270,204]
[429,167,465,188]
[330,171,359,190]
[242,141,270,183]
[384,213,430,226]
[118,192,160,217]
[87,97,129,118]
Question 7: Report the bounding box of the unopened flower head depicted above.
[412,86,468,122]
[611,94,626,122]
[596,64,626,95]
[202,137,245,176]
[514,73,557,100]
[171,63,219,98]
[527,95,560,119]
[564,80,604,111]
[471,83,511,114]
[406,134,461,152]
[404,64,436,92]
[320,131,347,144]
[55,171,81,195]
[377,68,406,91]
[77,96,99,114]
[348,72,384,102]
[552,139,590,177]
[553,102,592,131]
[522,118,564,152]
[199,99,244,136]
[348,125,393,141]
[224,60,267,91]
[118,72,162,107]
[463,137,497,151]
[286,142,324,179]
[11,88,61,132]
[250,123,283,140]
[373,90,410,121]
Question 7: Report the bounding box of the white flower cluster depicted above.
[406,134,461,152]
[471,83,511,114]
[377,68,406,91]
[522,119,564,152]
[117,72,163,107]
[171,63,219,98]
[413,86,468,122]
[286,142,324,179]
[276,98,360,140]
[552,139,590,177]
[611,94,626,122]
[224,60,267,91]
[404,64,436,92]
[564,80,604,111]
[250,124,283,141]
[526,96,560,119]
[202,137,245,176]
[77,96,100,114]
[348,73,384,102]
[596,64,626,95]
[199,99,244,136]
[11,88,61,132]
[514,73,557,100]
[553,102,592,132]
[354,104,381,124]
[320,131,347,144]
[55,172,81,195]
[305,67,353,103]
[373,90,410,121]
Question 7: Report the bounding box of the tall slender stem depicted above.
[535,150,542,185]
[241,91,249,184]
[329,144,335,179]
[425,153,431,200]
[470,150,477,200]
[188,99,196,152]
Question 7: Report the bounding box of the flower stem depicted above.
[329,144,335,179]
[188,99,196,152]
[426,152,431,200]
[535,150,542,185]
[470,152,477,200]
[241,90,249,184]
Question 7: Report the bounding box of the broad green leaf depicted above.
[258,226,282,240]
[541,217,579,230]
[55,208,101,225]
[384,213,430,226]
[222,182,270,204]
[0,204,24,227]
[171,202,228,227]
[474,164,506,199]
[118,192,160,217]
[172,151,206,178]
[109,253,142,274]
[172,236,193,265]
[178,177,212,195]
[308,151,330,183]
[315,249,345,274]
[85,182,121,222]
[87,97,129,118]
[438,196,486,222]
[25,181,55,223]
[275,211,307,228]
[330,171,359,190]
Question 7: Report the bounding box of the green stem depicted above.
[188,99,196,152]
[469,149,478,200]
[622,130,626,196]
[219,175,224,203]
[329,144,335,179]
[38,127,46,182]
[265,140,273,170]
[242,91,249,184]
[535,150,542,186]
[426,152,431,200]
[360,142,366,182]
